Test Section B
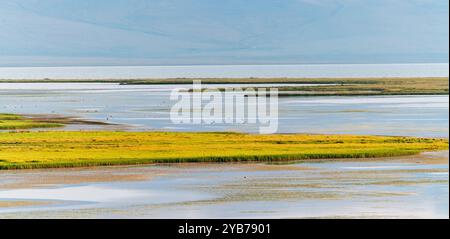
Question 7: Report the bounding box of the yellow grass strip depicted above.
[0,131,447,170]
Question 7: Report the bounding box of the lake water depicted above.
[0,83,448,137]
[0,63,448,79]
[0,151,448,219]
[0,78,448,218]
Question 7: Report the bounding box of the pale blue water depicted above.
[0,152,447,219]
[0,63,448,79]
[0,83,448,137]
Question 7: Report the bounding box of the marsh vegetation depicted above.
[0,129,447,169]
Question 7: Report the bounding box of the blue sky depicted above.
[0,0,448,66]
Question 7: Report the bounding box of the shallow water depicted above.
[0,63,448,79]
[0,152,447,219]
[0,83,448,137]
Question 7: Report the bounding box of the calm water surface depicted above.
[0,63,448,79]
[0,152,447,219]
[0,80,448,218]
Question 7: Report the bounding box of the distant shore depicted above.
[1,77,448,96]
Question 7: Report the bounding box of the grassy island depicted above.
[0,130,447,170]
[182,77,449,96]
[1,77,447,96]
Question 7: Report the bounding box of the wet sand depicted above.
[0,151,447,219]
